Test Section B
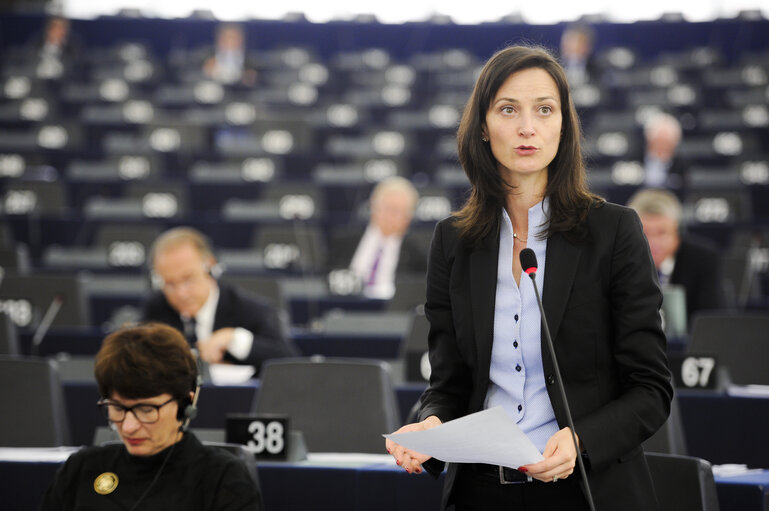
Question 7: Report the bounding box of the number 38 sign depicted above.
[226,415,289,459]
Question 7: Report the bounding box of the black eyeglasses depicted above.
[97,397,176,424]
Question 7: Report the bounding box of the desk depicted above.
[62,382,769,470]
[1,455,766,511]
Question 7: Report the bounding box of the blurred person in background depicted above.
[642,112,688,191]
[328,176,427,299]
[628,188,726,322]
[203,23,257,85]
[142,227,297,370]
[559,23,597,86]
[41,323,262,510]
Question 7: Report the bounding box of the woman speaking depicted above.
[386,45,673,510]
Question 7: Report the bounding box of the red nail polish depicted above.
[518,467,528,473]
[396,460,401,466]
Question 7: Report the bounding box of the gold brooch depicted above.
[94,472,119,495]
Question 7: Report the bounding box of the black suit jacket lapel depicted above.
[542,232,582,343]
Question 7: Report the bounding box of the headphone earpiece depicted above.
[179,372,202,432]
[183,403,198,422]
[150,271,163,291]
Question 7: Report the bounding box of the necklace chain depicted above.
[513,232,528,243]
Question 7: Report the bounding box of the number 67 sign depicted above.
[672,356,719,389]
[226,415,290,459]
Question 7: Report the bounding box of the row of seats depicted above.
[4,310,769,449]
[5,175,765,226]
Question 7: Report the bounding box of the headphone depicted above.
[178,358,203,432]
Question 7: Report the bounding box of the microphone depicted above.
[30,295,64,357]
[519,248,596,511]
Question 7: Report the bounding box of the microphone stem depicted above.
[528,273,596,511]
[31,296,63,356]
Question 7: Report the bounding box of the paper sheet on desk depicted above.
[383,406,544,468]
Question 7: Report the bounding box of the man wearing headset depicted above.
[142,227,297,369]
[41,323,263,510]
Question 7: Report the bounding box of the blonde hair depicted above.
[643,112,682,144]
[149,227,214,267]
[627,188,682,223]
[370,176,419,212]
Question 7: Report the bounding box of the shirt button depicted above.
[513,341,518,348]
[547,375,555,385]
[514,314,519,321]
[515,364,522,372]
[517,404,523,412]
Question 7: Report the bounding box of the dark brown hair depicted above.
[454,45,602,244]
[94,323,198,403]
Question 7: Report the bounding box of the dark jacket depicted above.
[41,433,262,510]
[671,235,727,322]
[142,282,297,371]
[419,202,673,510]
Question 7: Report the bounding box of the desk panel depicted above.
[1,457,766,511]
[677,390,769,468]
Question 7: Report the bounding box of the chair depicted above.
[646,453,720,511]
[252,225,327,272]
[0,313,19,355]
[388,273,427,313]
[2,181,69,215]
[253,358,401,453]
[0,355,71,446]
[683,190,753,228]
[399,309,431,383]
[0,245,31,274]
[0,273,91,329]
[688,313,769,385]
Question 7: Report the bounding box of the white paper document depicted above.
[383,406,544,468]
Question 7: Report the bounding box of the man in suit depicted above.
[628,188,726,323]
[142,227,297,370]
[559,23,597,86]
[642,112,688,191]
[328,176,427,299]
[203,23,257,86]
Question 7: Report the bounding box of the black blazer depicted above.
[141,282,298,371]
[418,202,673,510]
[670,235,726,323]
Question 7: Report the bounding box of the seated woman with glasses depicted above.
[41,323,262,511]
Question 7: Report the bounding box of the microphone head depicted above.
[519,248,538,277]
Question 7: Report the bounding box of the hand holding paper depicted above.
[384,407,544,469]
